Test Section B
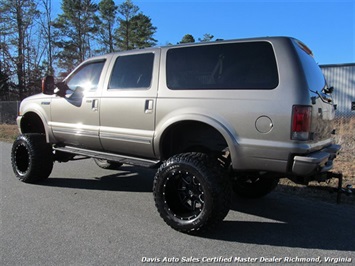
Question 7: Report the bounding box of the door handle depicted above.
[145,99,154,113]
[92,99,98,112]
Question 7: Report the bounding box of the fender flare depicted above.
[19,102,54,143]
[154,113,239,167]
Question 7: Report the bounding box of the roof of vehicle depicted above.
[101,36,295,57]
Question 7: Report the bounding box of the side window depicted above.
[66,60,105,92]
[166,42,278,90]
[109,53,154,89]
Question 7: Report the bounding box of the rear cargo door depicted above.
[293,39,336,142]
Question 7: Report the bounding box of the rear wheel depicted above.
[232,172,279,198]
[11,134,53,183]
[153,152,231,233]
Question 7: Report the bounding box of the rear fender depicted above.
[154,113,239,166]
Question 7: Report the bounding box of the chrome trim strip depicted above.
[50,122,99,137]
[99,126,153,144]
[100,133,151,144]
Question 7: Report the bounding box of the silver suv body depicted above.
[12,37,340,233]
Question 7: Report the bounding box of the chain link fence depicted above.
[0,101,20,124]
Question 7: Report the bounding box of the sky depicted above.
[53,0,355,65]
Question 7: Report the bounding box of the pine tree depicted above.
[180,34,195,44]
[53,0,99,72]
[98,0,118,54]
[130,13,157,49]
[115,0,156,51]
[198,33,214,42]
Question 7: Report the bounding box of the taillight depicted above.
[291,105,312,140]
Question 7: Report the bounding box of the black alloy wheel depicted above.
[153,152,231,233]
[11,134,53,183]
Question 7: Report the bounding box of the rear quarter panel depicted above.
[155,38,326,173]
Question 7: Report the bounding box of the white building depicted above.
[320,63,355,117]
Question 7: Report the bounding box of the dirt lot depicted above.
[1,120,354,205]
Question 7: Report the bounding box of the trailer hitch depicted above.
[326,172,353,204]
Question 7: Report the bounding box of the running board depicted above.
[54,146,161,168]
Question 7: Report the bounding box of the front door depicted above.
[50,59,107,150]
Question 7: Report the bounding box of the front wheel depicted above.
[153,152,231,234]
[11,134,53,183]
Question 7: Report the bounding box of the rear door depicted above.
[99,50,160,158]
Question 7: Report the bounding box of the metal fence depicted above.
[0,101,19,124]
[321,63,355,119]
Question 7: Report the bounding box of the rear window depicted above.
[166,42,278,90]
[293,39,326,93]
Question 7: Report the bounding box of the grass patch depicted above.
[332,117,355,181]
[0,124,19,142]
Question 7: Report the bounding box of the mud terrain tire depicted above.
[11,134,53,183]
[153,152,231,234]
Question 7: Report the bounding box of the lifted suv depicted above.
[11,37,340,233]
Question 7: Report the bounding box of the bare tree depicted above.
[38,0,54,75]
[0,0,40,99]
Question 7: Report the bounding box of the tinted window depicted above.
[166,42,278,90]
[293,40,325,92]
[67,60,105,91]
[109,53,154,89]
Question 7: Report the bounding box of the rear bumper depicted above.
[292,144,341,176]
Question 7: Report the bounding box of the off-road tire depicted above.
[11,134,53,183]
[232,172,279,198]
[93,158,123,170]
[153,152,231,234]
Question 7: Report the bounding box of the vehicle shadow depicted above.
[39,165,355,251]
[203,192,355,251]
[40,165,155,193]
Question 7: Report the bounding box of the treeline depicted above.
[0,0,215,101]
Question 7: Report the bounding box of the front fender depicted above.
[18,94,55,143]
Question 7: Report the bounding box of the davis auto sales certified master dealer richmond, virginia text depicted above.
[141,256,352,263]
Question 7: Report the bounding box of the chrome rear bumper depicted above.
[292,144,341,176]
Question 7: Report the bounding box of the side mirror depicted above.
[323,86,334,94]
[42,76,55,95]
